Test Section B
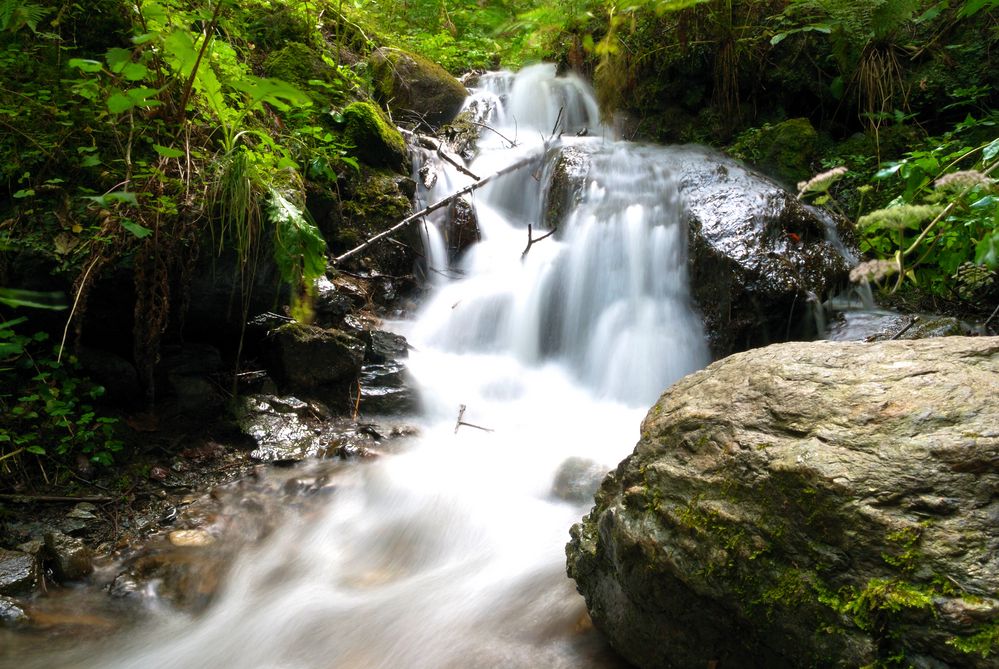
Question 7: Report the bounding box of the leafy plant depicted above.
[0,317,123,480]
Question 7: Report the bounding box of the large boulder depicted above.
[567,337,999,669]
[370,47,468,128]
[546,144,854,358]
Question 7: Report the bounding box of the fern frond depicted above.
[0,0,50,33]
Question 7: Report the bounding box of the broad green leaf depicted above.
[107,91,135,114]
[105,47,133,73]
[68,58,102,73]
[153,144,185,158]
[121,220,153,238]
[122,62,149,81]
[874,163,903,179]
[83,190,139,207]
[126,86,162,107]
[26,445,46,455]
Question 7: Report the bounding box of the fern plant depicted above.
[0,0,49,33]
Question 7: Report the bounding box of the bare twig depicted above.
[983,304,998,330]
[0,494,114,503]
[401,128,480,181]
[467,120,518,148]
[334,149,550,265]
[521,223,558,258]
[454,404,494,434]
[890,315,920,340]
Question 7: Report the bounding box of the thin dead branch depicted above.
[0,494,114,503]
[521,223,558,258]
[334,149,550,266]
[454,404,494,434]
[400,128,480,181]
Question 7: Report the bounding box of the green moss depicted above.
[341,101,408,170]
[948,624,999,659]
[728,118,821,186]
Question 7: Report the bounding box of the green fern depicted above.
[0,0,50,33]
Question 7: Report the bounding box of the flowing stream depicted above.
[11,65,709,669]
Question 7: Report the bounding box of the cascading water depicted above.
[12,64,708,669]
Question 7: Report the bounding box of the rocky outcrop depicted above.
[370,47,468,128]
[567,337,999,669]
[546,145,854,358]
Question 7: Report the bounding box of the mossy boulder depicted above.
[370,47,468,128]
[729,118,821,186]
[341,101,409,171]
[268,323,364,395]
[567,337,999,668]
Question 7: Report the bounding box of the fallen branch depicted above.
[400,128,480,181]
[334,149,550,266]
[454,404,494,434]
[521,223,558,258]
[0,494,113,503]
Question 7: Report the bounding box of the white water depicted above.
[19,65,709,669]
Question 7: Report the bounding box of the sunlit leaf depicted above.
[121,220,152,238]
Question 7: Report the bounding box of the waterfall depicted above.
[16,65,708,669]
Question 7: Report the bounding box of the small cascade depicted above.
[17,65,709,669]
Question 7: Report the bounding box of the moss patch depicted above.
[341,101,408,171]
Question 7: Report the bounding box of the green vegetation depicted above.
[1,0,996,481]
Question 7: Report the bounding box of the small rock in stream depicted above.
[0,595,29,626]
[44,531,93,582]
[0,549,38,595]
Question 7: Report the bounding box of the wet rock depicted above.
[548,145,854,358]
[65,502,98,520]
[827,310,976,342]
[268,322,364,394]
[359,331,415,415]
[551,457,608,503]
[111,550,227,611]
[365,330,409,363]
[444,196,480,261]
[168,529,215,548]
[0,596,29,626]
[313,276,357,328]
[235,394,337,463]
[370,47,468,129]
[0,549,38,595]
[44,531,93,582]
[567,337,999,669]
